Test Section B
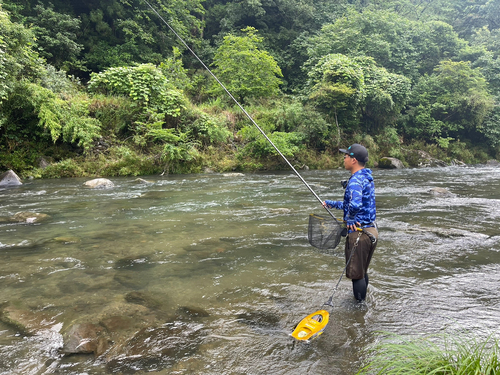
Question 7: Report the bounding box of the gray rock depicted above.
[37,157,50,169]
[486,159,500,166]
[12,212,50,224]
[451,159,467,167]
[105,322,203,373]
[222,173,245,177]
[404,150,448,168]
[429,187,454,197]
[62,322,110,356]
[0,303,60,335]
[0,170,22,186]
[134,178,154,184]
[84,178,114,189]
[379,157,405,169]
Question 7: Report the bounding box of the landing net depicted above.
[308,214,344,254]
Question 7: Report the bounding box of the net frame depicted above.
[308,214,344,254]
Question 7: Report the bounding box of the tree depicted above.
[306,54,365,135]
[401,60,494,146]
[306,9,467,81]
[28,3,83,71]
[2,0,206,76]
[211,27,283,103]
[305,54,411,136]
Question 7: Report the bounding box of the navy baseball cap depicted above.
[339,144,369,163]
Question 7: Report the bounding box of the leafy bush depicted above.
[39,158,85,178]
[238,123,304,159]
[1,82,101,152]
[184,111,232,146]
[88,64,186,118]
[88,95,138,135]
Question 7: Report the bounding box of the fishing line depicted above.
[141,0,362,342]
[140,0,337,219]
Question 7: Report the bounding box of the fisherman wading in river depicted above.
[323,144,378,301]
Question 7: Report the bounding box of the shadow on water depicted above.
[0,167,500,373]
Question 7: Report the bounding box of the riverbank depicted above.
[11,137,497,180]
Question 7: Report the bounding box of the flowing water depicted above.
[0,166,499,374]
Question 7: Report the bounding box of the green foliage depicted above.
[402,60,494,144]
[39,158,85,178]
[376,127,402,158]
[307,9,467,81]
[238,120,304,160]
[183,110,232,146]
[0,6,43,103]
[1,81,101,152]
[88,64,186,117]
[28,4,83,71]
[159,47,193,92]
[306,54,411,134]
[357,332,500,375]
[160,141,201,175]
[212,27,283,103]
[274,100,331,149]
[307,54,365,110]
[88,95,138,135]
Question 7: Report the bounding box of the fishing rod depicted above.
[140,0,337,220]
[141,0,365,343]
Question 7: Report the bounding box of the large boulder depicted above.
[404,150,448,168]
[84,178,114,189]
[0,170,22,186]
[379,157,404,169]
[486,159,500,166]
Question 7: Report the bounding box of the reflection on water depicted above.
[0,166,499,374]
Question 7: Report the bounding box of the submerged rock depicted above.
[175,306,210,319]
[134,178,154,184]
[125,291,163,310]
[83,178,114,189]
[236,310,281,329]
[62,322,110,356]
[0,170,22,186]
[105,322,204,373]
[428,187,454,197]
[114,255,156,271]
[379,157,404,169]
[12,212,50,224]
[53,236,81,244]
[0,303,60,335]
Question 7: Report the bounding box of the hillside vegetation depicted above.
[1,0,500,177]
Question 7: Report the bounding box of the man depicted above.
[323,144,378,302]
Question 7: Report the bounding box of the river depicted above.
[1,166,499,374]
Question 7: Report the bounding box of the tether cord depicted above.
[324,231,362,307]
[141,0,337,220]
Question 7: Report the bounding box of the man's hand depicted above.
[347,222,361,232]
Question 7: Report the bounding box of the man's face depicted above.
[343,153,356,171]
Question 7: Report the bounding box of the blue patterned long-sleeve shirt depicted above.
[324,168,376,227]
